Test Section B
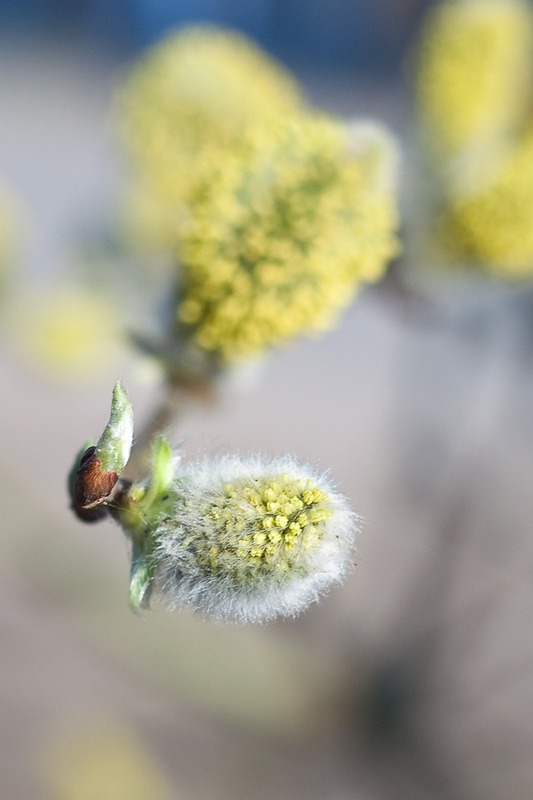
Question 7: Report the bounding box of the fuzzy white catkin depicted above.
[149,455,359,623]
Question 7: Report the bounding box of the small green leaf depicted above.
[128,541,155,613]
[141,435,175,513]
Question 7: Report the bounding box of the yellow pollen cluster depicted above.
[195,473,333,582]
[415,0,533,162]
[176,117,398,361]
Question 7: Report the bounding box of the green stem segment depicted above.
[112,434,177,612]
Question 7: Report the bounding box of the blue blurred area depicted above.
[0,0,431,72]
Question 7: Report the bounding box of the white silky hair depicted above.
[150,454,359,623]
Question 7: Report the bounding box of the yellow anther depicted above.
[308,507,333,523]
[288,521,301,535]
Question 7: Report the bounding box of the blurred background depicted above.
[0,0,431,70]
[1,1,533,799]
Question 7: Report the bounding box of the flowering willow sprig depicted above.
[116,25,399,387]
[69,384,359,622]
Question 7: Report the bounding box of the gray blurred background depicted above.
[1,3,533,799]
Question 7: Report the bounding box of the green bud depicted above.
[96,379,134,472]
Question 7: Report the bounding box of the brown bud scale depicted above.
[74,446,119,510]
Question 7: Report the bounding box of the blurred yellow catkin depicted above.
[117,26,399,365]
[15,286,124,380]
[175,117,399,361]
[117,25,304,252]
[415,0,533,162]
[443,128,533,275]
[414,0,533,276]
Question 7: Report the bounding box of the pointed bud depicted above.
[70,381,134,520]
[96,379,134,472]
